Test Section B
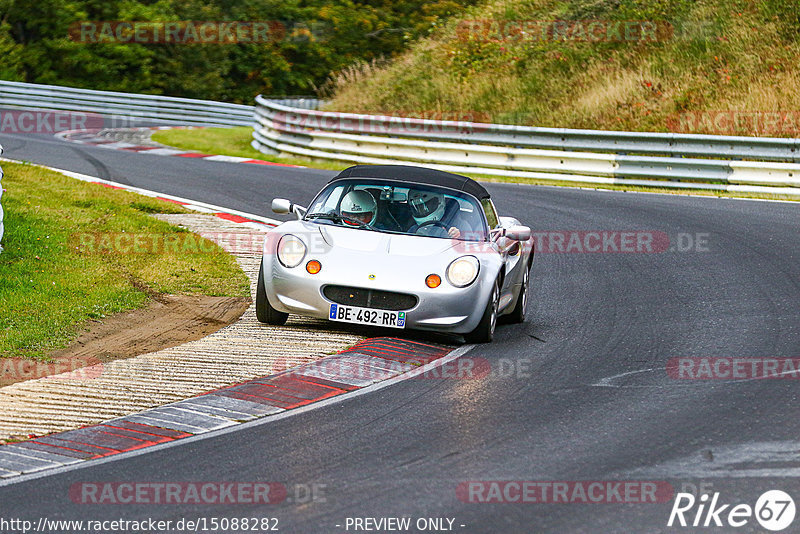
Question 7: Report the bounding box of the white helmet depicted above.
[340,190,377,226]
[408,188,445,225]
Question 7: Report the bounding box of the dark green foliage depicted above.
[0,0,477,102]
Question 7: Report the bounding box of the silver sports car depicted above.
[256,165,534,343]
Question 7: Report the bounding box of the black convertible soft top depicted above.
[330,165,490,200]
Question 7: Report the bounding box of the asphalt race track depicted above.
[1,130,799,533]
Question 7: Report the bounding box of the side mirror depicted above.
[272,198,307,219]
[504,225,531,242]
[271,198,292,214]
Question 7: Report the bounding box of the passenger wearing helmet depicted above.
[340,190,377,227]
[408,188,464,238]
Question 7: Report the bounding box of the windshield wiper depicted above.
[305,212,375,230]
[306,212,342,222]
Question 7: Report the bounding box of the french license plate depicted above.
[329,304,405,329]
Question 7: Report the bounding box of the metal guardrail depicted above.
[0,80,254,127]
[265,97,326,110]
[0,83,324,253]
[251,96,800,197]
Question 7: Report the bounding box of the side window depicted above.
[481,199,499,228]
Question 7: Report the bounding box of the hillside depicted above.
[0,0,476,103]
[325,0,800,136]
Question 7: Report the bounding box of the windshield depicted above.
[305,179,488,241]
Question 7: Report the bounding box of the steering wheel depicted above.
[415,220,450,236]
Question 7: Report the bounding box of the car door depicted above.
[482,199,523,308]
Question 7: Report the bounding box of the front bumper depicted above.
[262,257,496,335]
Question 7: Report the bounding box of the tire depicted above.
[464,278,500,344]
[506,265,529,324]
[256,260,289,326]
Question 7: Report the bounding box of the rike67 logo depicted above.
[668,490,795,531]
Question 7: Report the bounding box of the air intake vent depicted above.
[323,285,418,311]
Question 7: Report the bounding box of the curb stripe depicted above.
[213,212,261,224]
[242,159,299,167]
[103,422,191,440]
[0,338,459,479]
[13,442,95,460]
[58,127,304,169]
[176,153,214,158]
[155,196,187,205]
[1,157,283,229]
[0,344,474,486]
[92,182,124,190]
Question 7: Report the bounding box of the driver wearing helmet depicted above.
[340,190,378,227]
[408,188,463,238]
[340,189,406,232]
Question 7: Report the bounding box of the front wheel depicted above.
[464,278,499,344]
[256,260,288,325]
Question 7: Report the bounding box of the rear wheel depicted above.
[465,278,499,344]
[507,266,529,324]
[256,260,288,325]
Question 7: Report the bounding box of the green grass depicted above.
[325,0,800,137]
[151,127,348,171]
[0,162,250,360]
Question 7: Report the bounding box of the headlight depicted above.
[277,234,307,268]
[446,255,480,287]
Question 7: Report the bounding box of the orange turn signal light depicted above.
[425,274,441,288]
[306,260,322,274]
